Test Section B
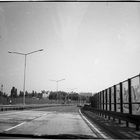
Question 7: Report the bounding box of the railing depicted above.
[0,104,73,112]
[89,73,140,130]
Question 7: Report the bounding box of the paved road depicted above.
[0,105,107,138]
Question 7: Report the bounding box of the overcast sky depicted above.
[0,2,140,95]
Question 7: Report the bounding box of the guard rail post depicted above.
[105,89,107,118]
[102,90,104,118]
[109,88,111,120]
[118,82,123,124]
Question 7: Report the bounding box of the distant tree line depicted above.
[9,86,44,99]
[0,91,8,98]
[48,91,89,102]
[0,86,92,104]
[48,91,69,100]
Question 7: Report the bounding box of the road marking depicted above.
[4,112,48,132]
[0,110,30,116]
[79,109,108,139]
[4,122,26,132]
[0,110,47,116]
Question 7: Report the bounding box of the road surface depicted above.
[0,105,107,139]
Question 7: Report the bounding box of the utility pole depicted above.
[50,79,65,103]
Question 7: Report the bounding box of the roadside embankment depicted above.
[81,107,140,139]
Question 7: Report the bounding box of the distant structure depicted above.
[79,92,92,97]
[42,91,50,98]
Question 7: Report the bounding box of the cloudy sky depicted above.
[0,2,140,95]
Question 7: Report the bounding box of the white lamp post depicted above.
[8,49,43,105]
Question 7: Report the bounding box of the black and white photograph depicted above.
[0,1,140,139]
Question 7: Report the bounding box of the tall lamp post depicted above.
[8,49,43,105]
[50,79,65,102]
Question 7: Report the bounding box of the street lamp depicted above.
[8,49,43,105]
[50,78,65,102]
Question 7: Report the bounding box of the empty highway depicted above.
[0,105,108,139]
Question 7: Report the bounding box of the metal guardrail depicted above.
[0,104,73,112]
[90,73,140,130]
[82,106,140,131]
